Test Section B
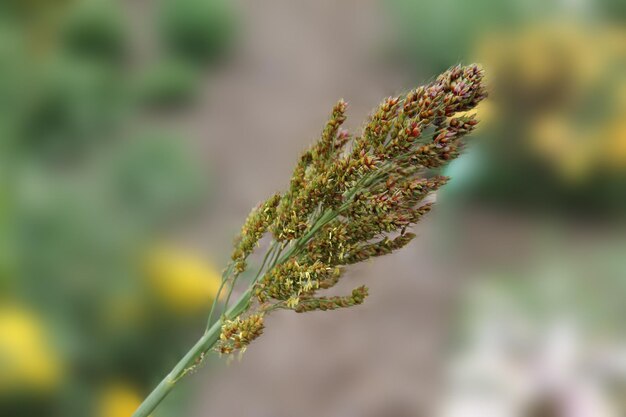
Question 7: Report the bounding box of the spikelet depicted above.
[215,314,265,355]
[231,193,281,273]
[293,286,369,313]
[254,259,334,304]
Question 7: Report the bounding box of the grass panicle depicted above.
[132,63,487,417]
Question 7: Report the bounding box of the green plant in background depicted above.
[132,0,237,110]
[137,61,200,109]
[132,64,487,417]
[0,0,237,416]
[61,0,127,64]
[388,0,553,74]
[158,0,235,67]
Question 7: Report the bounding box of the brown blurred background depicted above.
[1,0,625,416]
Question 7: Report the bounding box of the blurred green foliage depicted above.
[61,0,127,64]
[390,0,625,74]
[22,58,127,158]
[137,61,200,109]
[0,0,236,416]
[158,0,236,66]
[390,0,535,73]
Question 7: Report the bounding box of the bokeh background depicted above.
[1,0,625,416]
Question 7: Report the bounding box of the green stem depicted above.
[132,288,252,417]
[253,240,277,282]
[206,263,234,331]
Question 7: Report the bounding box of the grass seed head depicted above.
[218,64,487,355]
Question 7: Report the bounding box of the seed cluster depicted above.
[216,64,487,355]
[231,193,281,273]
[293,286,369,313]
[215,314,265,355]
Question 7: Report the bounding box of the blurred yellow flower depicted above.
[604,120,626,171]
[0,304,61,393]
[144,246,222,314]
[98,383,144,417]
[475,22,626,181]
[477,24,607,96]
[531,113,598,182]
